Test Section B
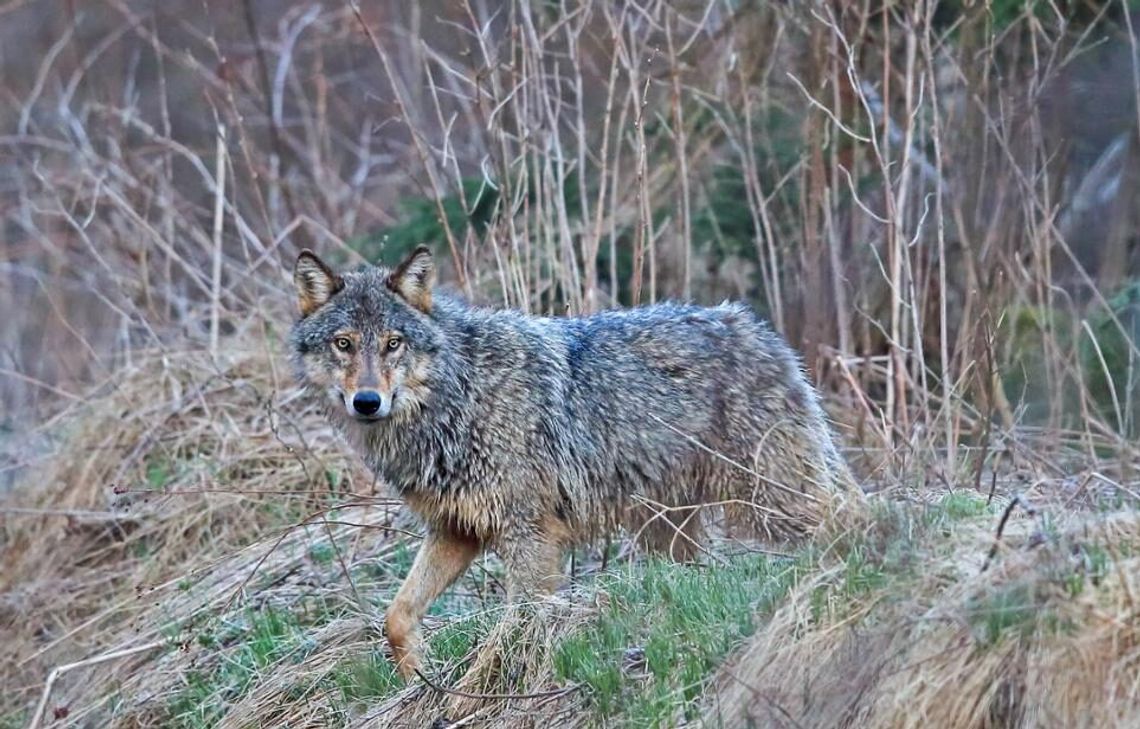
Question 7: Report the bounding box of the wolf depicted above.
[289,245,858,678]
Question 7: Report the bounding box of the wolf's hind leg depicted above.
[386,529,481,679]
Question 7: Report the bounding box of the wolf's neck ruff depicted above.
[289,245,860,679]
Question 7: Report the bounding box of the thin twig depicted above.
[28,641,166,729]
[414,668,578,702]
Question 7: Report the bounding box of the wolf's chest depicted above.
[345,421,459,494]
[401,487,503,542]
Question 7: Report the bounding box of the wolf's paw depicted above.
[392,647,422,681]
[385,602,423,680]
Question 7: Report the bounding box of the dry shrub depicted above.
[703,507,1140,729]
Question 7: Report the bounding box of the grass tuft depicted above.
[555,553,803,725]
[330,649,400,705]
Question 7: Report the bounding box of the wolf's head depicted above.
[289,246,442,423]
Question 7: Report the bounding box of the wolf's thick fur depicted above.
[290,246,857,677]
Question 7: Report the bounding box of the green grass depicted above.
[549,493,999,726]
[553,553,804,726]
[322,607,497,715]
[356,541,416,583]
[430,615,487,665]
[967,583,1041,646]
[308,543,336,565]
[937,491,992,521]
[1064,543,1112,597]
[161,552,497,725]
[145,456,173,490]
[330,649,400,705]
[166,606,319,728]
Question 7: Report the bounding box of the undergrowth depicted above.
[144,491,1001,728]
[23,486,1101,728]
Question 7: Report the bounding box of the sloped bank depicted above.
[702,505,1140,728]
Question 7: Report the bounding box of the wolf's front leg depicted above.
[386,529,481,679]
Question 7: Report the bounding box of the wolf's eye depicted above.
[333,337,353,353]
[386,335,403,352]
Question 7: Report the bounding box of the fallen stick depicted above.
[28,640,165,729]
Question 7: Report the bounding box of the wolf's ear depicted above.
[293,250,343,317]
[387,245,435,313]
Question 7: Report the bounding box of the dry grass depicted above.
[704,502,1140,729]
[10,411,1140,728]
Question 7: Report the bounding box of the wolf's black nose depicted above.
[353,391,382,416]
